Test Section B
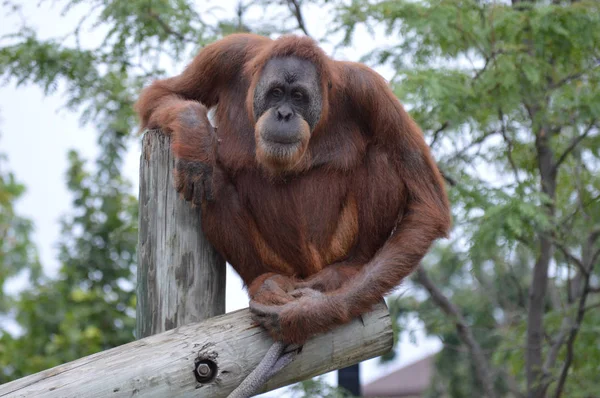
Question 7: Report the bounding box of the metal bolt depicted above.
[194,359,216,383]
[196,363,212,378]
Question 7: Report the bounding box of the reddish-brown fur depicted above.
[135,33,451,344]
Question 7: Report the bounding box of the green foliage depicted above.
[329,0,600,396]
[0,137,41,313]
[1,0,599,396]
[0,149,137,383]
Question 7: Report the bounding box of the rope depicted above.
[227,342,300,398]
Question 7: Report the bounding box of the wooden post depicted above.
[0,303,393,398]
[136,130,225,338]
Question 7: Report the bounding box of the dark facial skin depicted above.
[253,56,322,132]
[252,57,323,172]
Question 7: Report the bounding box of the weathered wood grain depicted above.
[0,303,392,398]
[136,130,226,338]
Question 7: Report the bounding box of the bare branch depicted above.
[554,121,597,171]
[446,129,499,164]
[506,259,528,309]
[553,274,595,397]
[414,268,498,398]
[548,63,600,90]
[543,319,569,376]
[498,107,521,184]
[586,227,600,270]
[424,122,456,187]
[147,10,188,43]
[553,240,587,276]
[549,71,586,90]
[552,222,599,397]
[440,169,457,186]
[473,55,491,81]
[287,0,310,37]
[590,226,600,244]
[544,280,600,386]
[429,121,449,148]
[557,194,600,227]
[592,249,600,270]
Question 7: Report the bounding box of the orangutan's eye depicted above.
[292,91,304,101]
[271,88,284,98]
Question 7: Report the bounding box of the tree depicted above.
[0,146,138,383]
[326,0,600,396]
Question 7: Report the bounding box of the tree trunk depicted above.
[526,129,557,398]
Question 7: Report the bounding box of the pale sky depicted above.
[0,0,441,393]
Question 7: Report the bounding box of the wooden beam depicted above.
[0,302,392,398]
[136,130,225,338]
